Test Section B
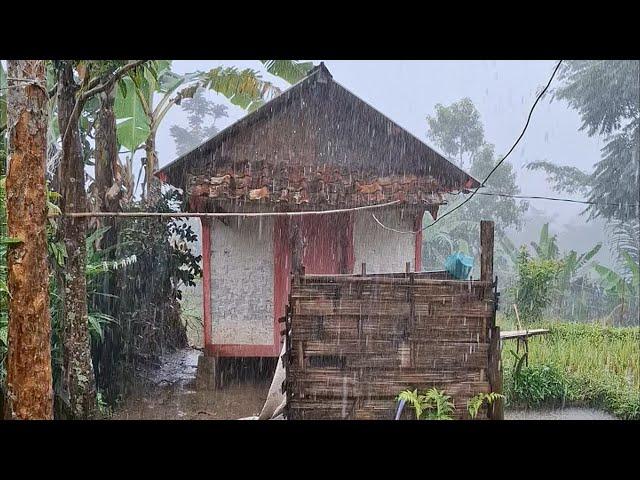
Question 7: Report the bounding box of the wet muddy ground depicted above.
[112,348,271,420]
[112,348,617,420]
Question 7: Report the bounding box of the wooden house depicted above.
[156,63,480,363]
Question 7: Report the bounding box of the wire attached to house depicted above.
[372,59,565,235]
[57,199,402,219]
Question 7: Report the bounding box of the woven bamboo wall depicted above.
[283,272,499,420]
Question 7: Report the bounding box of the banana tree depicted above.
[115,60,314,203]
[529,223,602,285]
[530,223,560,260]
[595,252,639,325]
[557,243,602,288]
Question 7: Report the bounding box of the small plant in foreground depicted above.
[397,388,455,420]
[508,363,567,406]
[467,392,505,419]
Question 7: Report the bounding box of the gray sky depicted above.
[156,60,615,264]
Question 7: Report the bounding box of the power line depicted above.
[475,191,640,208]
[372,59,564,235]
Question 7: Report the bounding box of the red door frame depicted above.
[414,209,425,272]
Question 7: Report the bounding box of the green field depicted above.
[499,320,640,420]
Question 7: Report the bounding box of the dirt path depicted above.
[112,348,270,420]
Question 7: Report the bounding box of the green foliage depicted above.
[260,60,314,85]
[553,60,639,138]
[397,387,455,420]
[502,322,640,419]
[544,60,640,223]
[594,252,639,326]
[512,247,562,324]
[114,77,152,152]
[423,99,527,277]
[170,89,228,156]
[467,392,505,419]
[0,62,6,166]
[201,66,281,111]
[556,243,601,289]
[114,60,314,194]
[507,363,568,406]
[506,222,608,324]
[397,389,424,419]
[469,144,529,234]
[525,160,591,196]
[426,97,484,168]
[607,219,639,269]
[529,223,560,260]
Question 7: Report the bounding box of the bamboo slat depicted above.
[285,273,499,420]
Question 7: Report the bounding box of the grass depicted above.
[499,317,640,419]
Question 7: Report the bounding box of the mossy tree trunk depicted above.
[57,62,98,419]
[94,85,120,247]
[5,60,54,419]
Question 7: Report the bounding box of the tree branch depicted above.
[80,60,149,102]
[61,60,149,147]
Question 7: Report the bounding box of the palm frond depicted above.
[261,60,314,85]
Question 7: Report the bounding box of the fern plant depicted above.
[467,392,505,419]
[397,387,455,420]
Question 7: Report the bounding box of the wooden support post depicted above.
[201,218,212,354]
[405,261,411,274]
[488,325,504,420]
[290,218,304,276]
[480,220,494,283]
[414,209,424,272]
[361,262,367,276]
[481,221,502,419]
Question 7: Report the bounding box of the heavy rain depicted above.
[0,59,638,422]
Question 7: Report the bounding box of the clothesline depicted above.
[54,199,403,218]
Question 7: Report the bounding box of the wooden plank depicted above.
[500,328,549,340]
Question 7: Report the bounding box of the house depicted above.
[157,63,480,365]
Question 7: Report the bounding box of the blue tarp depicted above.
[444,252,474,280]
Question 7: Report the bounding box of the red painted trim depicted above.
[414,210,424,272]
[201,218,212,350]
[156,171,168,182]
[206,344,279,357]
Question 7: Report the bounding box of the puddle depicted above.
[112,347,271,420]
[505,407,617,420]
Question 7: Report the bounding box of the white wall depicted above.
[353,208,416,274]
[209,217,274,345]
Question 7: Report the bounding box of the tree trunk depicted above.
[144,132,161,205]
[92,85,121,394]
[4,60,54,420]
[57,63,97,419]
[94,86,120,247]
